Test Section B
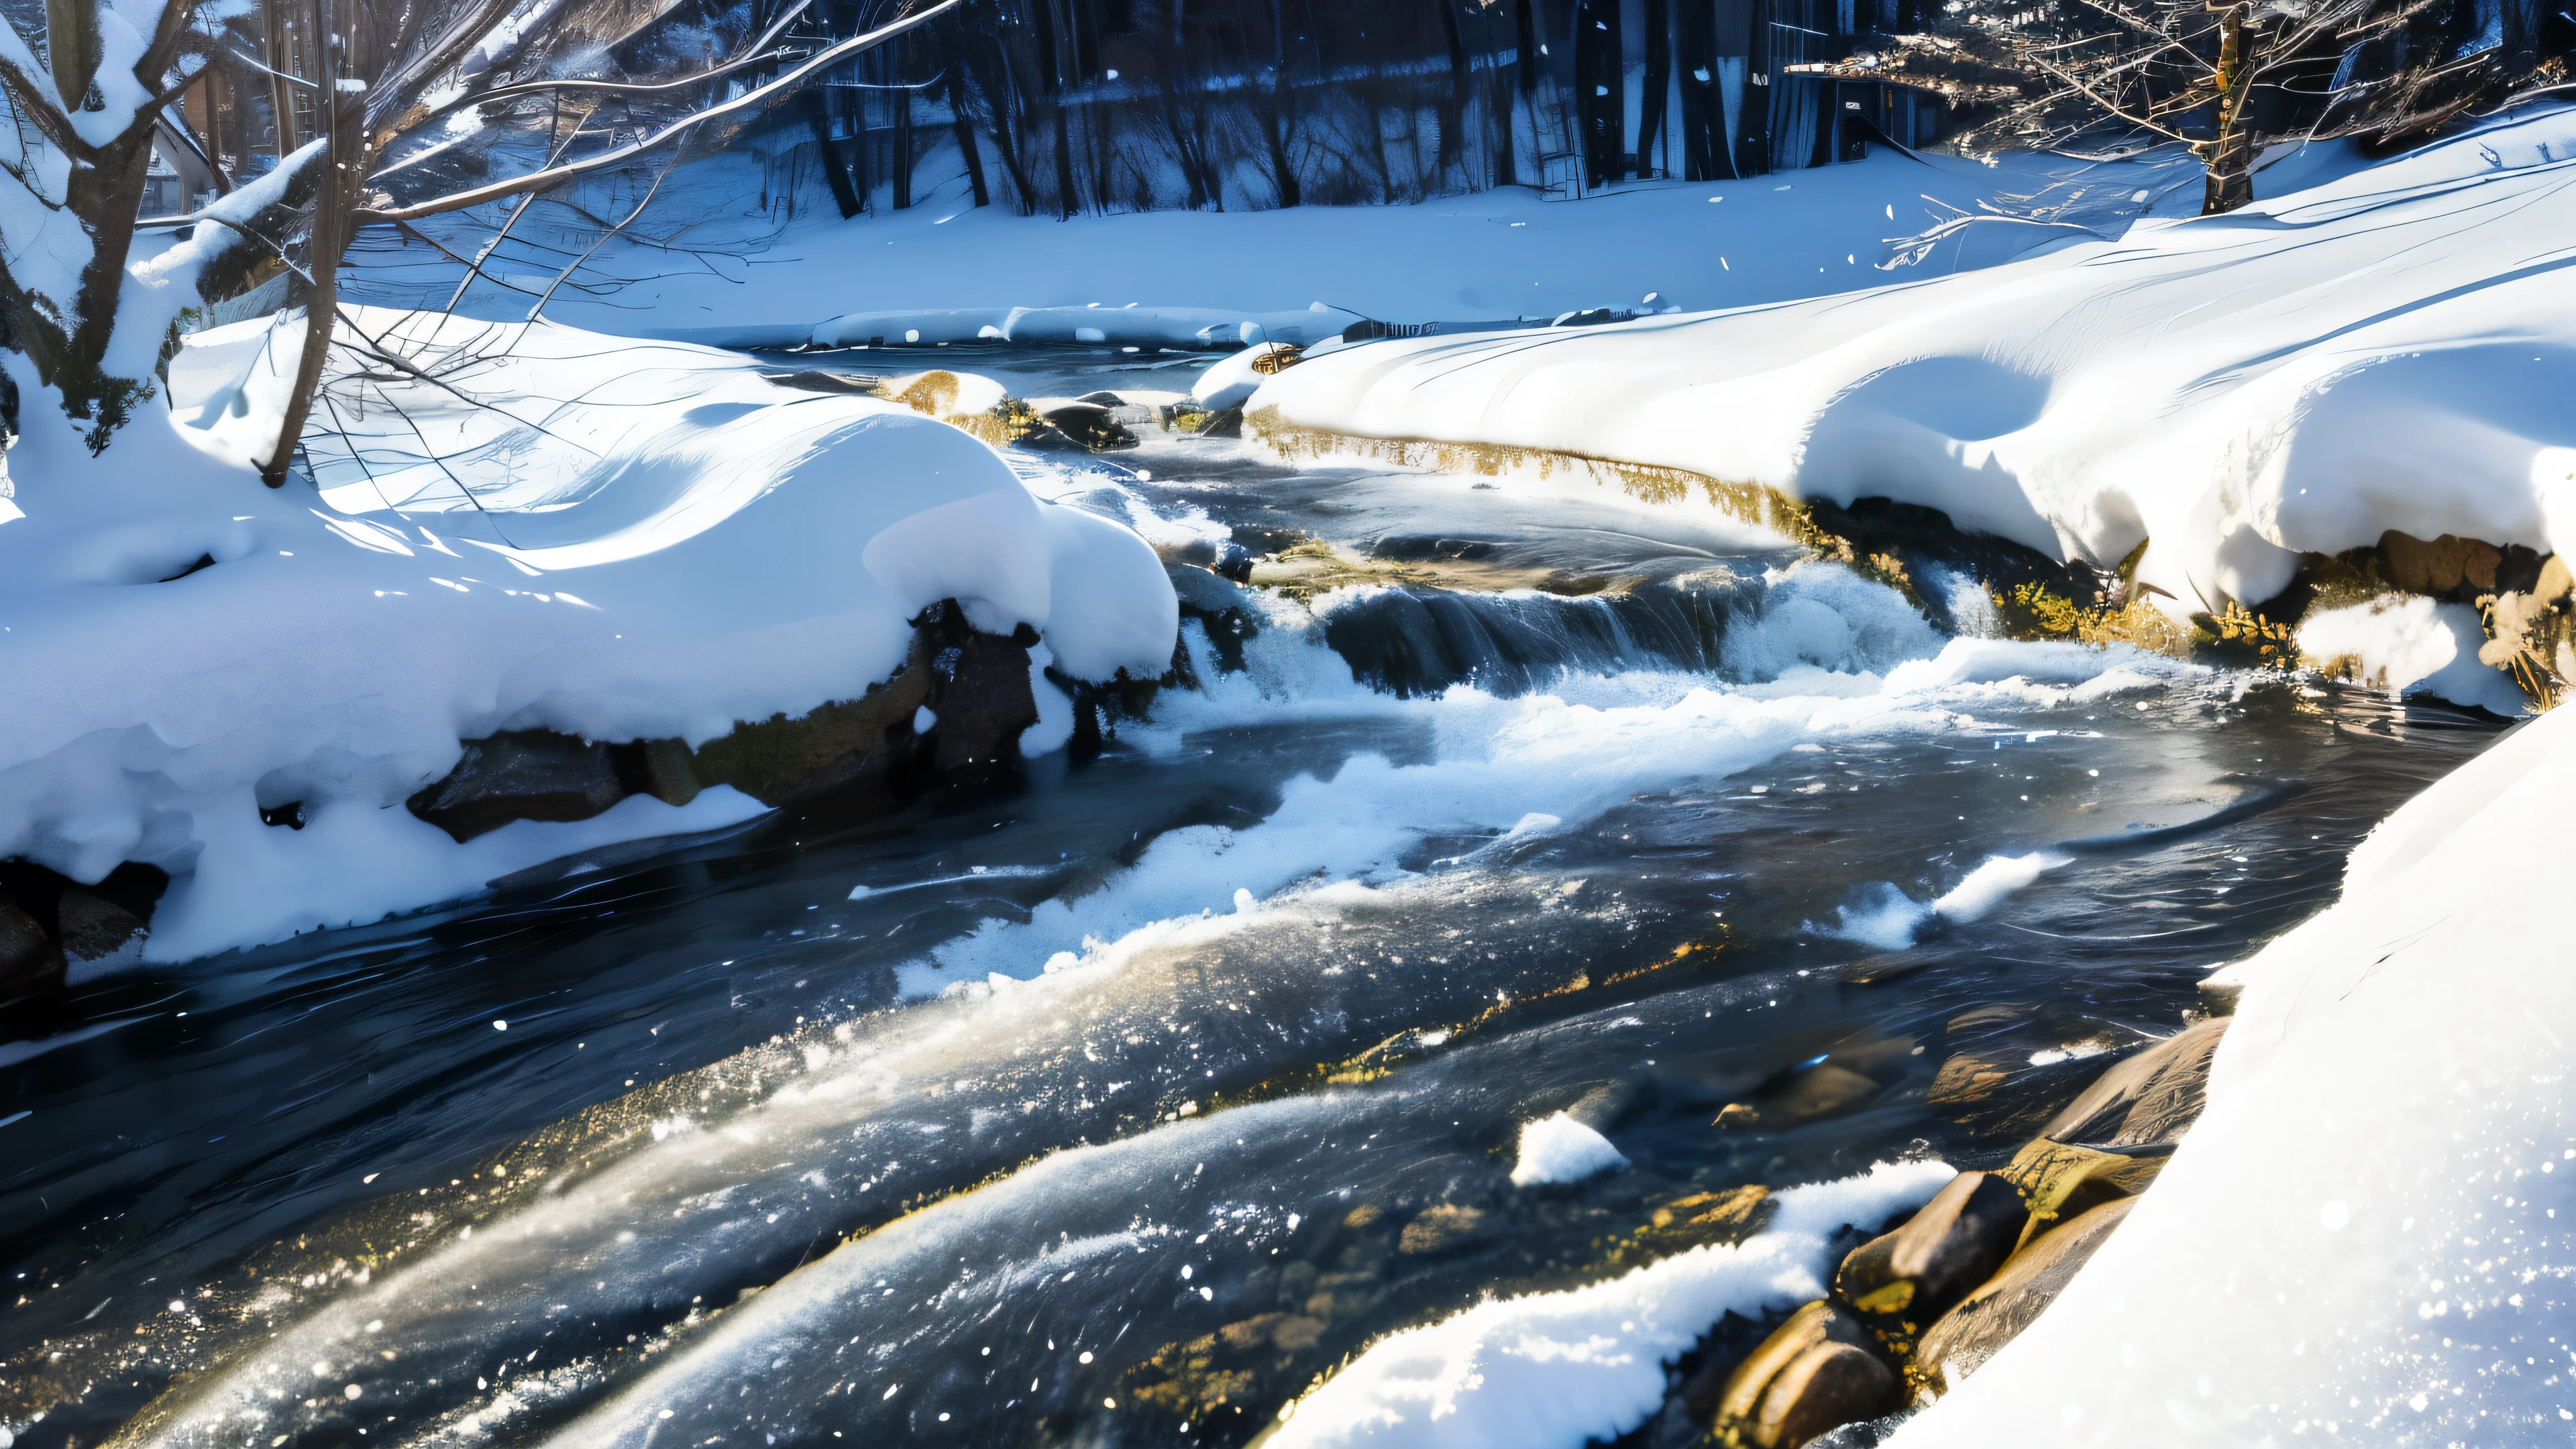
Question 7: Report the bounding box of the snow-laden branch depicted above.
[355,0,965,224]
[398,0,816,137]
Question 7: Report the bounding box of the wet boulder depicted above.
[1913,1195,2137,1394]
[689,664,930,807]
[56,886,147,975]
[610,737,702,808]
[408,731,626,841]
[2039,1017,2229,1146]
[1713,1301,1902,1449]
[1994,1136,2165,1248]
[1832,1171,2029,1327]
[921,627,1041,775]
[1036,401,1138,451]
[0,894,62,998]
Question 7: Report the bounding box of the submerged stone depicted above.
[1396,1203,1493,1255]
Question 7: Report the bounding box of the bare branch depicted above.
[355,0,967,225]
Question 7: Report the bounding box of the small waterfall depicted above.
[1317,579,1753,696]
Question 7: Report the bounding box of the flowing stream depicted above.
[0,347,2507,1449]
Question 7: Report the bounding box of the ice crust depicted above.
[0,309,1176,963]
[1254,106,2576,681]
[1269,1161,1955,1449]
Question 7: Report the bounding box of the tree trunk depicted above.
[800,87,865,218]
[892,46,914,210]
[1576,0,1623,186]
[1679,0,1718,178]
[2201,4,2258,215]
[9,127,156,452]
[1637,0,1671,177]
[945,62,991,208]
[1515,0,1538,95]
[1489,1,1518,185]
[1439,0,1471,180]
[1051,99,1077,217]
[262,72,357,489]
[264,0,301,152]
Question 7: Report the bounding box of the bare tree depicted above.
[1807,0,2570,213]
[1,0,959,477]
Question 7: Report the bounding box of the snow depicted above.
[1825,849,2073,951]
[1193,342,1303,411]
[1894,694,2576,1446]
[2295,595,2529,714]
[1931,851,2071,923]
[351,141,2221,350]
[0,308,1175,963]
[1251,105,2576,694]
[1509,1112,1629,1187]
[1269,1161,1956,1449]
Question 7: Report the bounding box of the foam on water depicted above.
[912,566,2180,993]
[1822,850,2076,950]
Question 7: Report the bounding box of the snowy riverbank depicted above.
[0,309,1175,964]
[1252,104,2576,712]
[1893,700,2576,1445]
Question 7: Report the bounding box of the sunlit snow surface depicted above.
[1896,704,2576,1448]
[1258,105,2576,652]
[0,309,1175,961]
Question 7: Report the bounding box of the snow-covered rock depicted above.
[1192,341,1302,411]
[0,309,1176,964]
[1509,1111,1628,1187]
[1272,1162,1954,1449]
[1892,700,2576,1445]
[1252,106,2576,645]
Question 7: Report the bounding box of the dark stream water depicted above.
[0,348,2508,1449]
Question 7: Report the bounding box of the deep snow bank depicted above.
[1252,106,2576,632]
[1892,704,2576,1446]
[0,309,1175,963]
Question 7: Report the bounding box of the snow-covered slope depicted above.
[1894,703,2576,1446]
[350,141,2245,348]
[0,309,1175,963]
[1253,106,2576,625]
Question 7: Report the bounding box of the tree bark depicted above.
[260,1,355,488]
[800,87,865,217]
[1439,0,1471,180]
[892,44,914,210]
[1576,0,1623,186]
[944,61,991,208]
[1638,0,1671,177]
[2200,4,2258,214]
